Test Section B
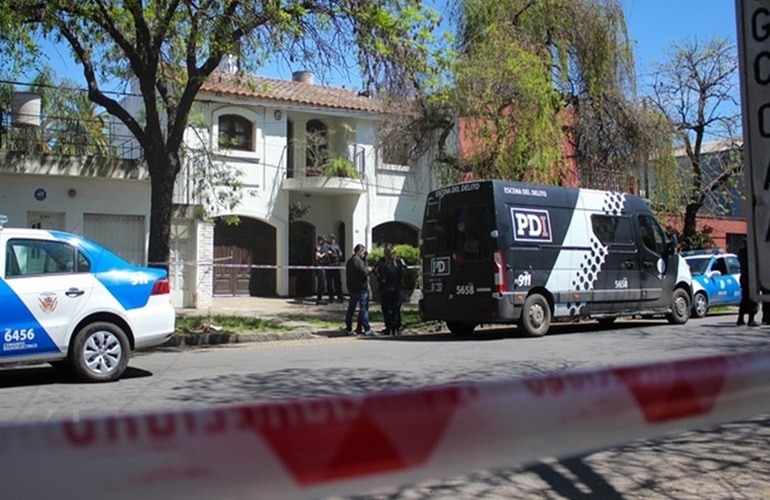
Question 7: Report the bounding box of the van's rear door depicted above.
[421,183,499,322]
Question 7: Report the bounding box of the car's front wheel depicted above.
[692,292,708,318]
[70,322,130,382]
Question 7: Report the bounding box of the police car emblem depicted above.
[38,293,58,314]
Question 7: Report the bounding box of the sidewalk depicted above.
[170,296,395,347]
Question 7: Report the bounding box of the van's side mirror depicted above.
[665,234,678,256]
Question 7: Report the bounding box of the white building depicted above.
[0,69,441,309]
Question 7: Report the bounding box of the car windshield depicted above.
[685,257,711,276]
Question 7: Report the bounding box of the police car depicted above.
[0,215,175,382]
[683,249,742,318]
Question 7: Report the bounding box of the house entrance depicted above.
[213,218,276,296]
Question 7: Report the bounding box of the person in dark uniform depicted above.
[373,243,408,335]
[313,235,328,305]
[325,234,344,301]
[737,238,759,326]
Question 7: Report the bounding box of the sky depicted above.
[14,0,742,94]
[622,0,739,88]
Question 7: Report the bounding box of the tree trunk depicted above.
[146,151,180,269]
[682,203,700,242]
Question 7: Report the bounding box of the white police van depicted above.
[420,181,693,336]
[0,215,175,382]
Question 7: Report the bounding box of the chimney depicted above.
[292,71,314,85]
[217,53,239,74]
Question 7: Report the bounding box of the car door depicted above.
[705,256,734,306]
[587,214,641,314]
[3,237,95,355]
[637,214,676,309]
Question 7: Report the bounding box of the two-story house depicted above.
[1,68,439,309]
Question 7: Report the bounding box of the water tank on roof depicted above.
[292,71,314,85]
[11,92,42,128]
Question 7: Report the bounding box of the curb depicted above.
[163,329,323,348]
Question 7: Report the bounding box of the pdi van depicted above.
[419,180,692,336]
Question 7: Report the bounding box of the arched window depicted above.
[306,119,328,172]
[218,114,254,151]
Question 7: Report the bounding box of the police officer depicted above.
[313,235,328,305]
[325,234,344,301]
[374,243,408,335]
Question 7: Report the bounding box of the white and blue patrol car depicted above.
[683,249,742,318]
[0,217,175,382]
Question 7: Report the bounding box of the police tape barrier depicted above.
[3,351,770,499]
[153,261,419,271]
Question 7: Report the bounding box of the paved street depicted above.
[1,306,770,498]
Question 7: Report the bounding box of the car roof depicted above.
[683,251,737,259]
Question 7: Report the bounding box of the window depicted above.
[382,140,410,166]
[436,205,492,260]
[638,215,665,255]
[726,256,741,275]
[712,257,728,275]
[218,114,254,151]
[5,239,89,277]
[591,215,634,246]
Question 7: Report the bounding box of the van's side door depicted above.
[588,214,641,314]
[637,214,675,309]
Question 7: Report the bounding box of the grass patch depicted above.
[176,315,291,334]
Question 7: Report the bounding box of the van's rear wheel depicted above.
[446,321,476,336]
[666,288,691,325]
[519,293,551,337]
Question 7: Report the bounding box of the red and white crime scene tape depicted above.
[3,351,770,499]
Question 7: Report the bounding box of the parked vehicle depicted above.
[0,216,175,382]
[419,181,692,336]
[683,249,742,318]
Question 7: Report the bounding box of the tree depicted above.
[645,37,742,244]
[423,0,659,188]
[0,0,439,266]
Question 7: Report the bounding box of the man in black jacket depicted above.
[344,244,375,336]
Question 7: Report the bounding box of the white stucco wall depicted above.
[0,172,151,237]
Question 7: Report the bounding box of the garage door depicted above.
[83,214,146,265]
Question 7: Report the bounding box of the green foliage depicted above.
[175,315,290,334]
[367,243,420,290]
[665,225,716,252]
[322,156,358,178]
[439,0,653,188]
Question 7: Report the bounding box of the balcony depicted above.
[281,147,367,196]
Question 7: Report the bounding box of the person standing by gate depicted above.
[344,244,375,336]
[374,243,408,335]
[326,234,344,301]
[313,235,329,305]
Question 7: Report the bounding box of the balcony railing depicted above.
[0,111,142,159]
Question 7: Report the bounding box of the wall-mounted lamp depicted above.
[67,188,77,198]
[273,110,283,121]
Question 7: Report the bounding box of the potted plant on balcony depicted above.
[322,156,358,178]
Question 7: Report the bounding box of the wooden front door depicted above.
[213,218,276,296]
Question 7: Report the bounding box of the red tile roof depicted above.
[201,71,383,113]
